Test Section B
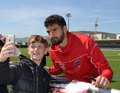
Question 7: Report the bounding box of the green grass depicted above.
[102,49,120,89]
[10,48,120,90]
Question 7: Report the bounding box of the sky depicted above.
[0,0,120,38]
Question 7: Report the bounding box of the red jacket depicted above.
[49,32,113,83]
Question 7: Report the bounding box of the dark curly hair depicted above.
[44,14,66,28]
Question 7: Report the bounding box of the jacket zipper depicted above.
[36,66,39,93]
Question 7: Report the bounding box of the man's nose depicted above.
[49,31,55,38]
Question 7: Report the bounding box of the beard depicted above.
[51,31,64,45]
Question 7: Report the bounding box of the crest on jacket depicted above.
[74,59,80,68]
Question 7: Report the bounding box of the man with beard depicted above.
[44,14,113,89]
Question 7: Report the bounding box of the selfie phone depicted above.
[6,34,15,43]
[5,34,21,56]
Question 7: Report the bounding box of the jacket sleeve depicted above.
[0,59,10,84]
[86,36,113,81]
[0,59,22,85]
[48,57,63,75]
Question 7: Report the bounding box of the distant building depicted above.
[116,34,120,39]
[72,31,116,40]
[94,34,102,40]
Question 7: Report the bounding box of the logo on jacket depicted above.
[74,59,80,68]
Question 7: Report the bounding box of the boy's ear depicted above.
[27,48,30,54]
[63,26,67,33]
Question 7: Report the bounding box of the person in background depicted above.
[44,14,113,89]
[0,39,8,93]
[0,35,51,93]
[0,39,4,52]
[0,34,5,43]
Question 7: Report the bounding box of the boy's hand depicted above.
[0,42,16,62]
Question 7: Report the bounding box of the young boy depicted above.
[0,35,51,93]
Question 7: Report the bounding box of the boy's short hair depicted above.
[27,35,48,48]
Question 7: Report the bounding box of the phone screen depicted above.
[6,34,15,43]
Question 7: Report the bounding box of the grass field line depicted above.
[113,76,120,78]
[105,55,120,56]
[102,49,120,51]
[107,59,120,62]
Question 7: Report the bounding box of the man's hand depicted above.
[52,89,66,93]
[91,76,110,89]
[0,42,16,62]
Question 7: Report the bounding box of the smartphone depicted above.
[6,34,15,43]
[5,34,21,56]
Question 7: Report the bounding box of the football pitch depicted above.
[101,48,120,89]
[10,48,120,90]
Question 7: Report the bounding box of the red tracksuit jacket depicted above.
[49,32,113,83]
